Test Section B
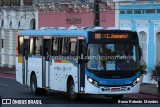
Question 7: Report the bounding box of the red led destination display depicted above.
[88,30,138,44]
[95,33,129,39]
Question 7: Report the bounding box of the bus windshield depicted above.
[87,44,139,71]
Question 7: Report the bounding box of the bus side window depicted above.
[23,39,29,56]
[35,37,42,55]
[61,38,69,56]
[52,38,58,56]
[58,38,63,56]
[69,42,77,56]
[18,37,24,55]
[29,38,34,55]
[43,39,51,56]
[69,38,77,56]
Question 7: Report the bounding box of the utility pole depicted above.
[80,0,100,26]
[93,0,100,26]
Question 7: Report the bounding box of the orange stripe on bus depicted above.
[54,60,62,63]
[18,56,23,63]
[54,60,69,63]
[61,60,69,63]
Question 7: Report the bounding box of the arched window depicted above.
[10,21,12,28]
[30,18,36,29]
[139,31,147,63]
[1,19,4,28]
[18,21,21,29]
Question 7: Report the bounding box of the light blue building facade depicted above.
[115,0,160,83]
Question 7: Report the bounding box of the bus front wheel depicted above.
[68,80,78,100]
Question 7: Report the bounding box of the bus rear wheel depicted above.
[30,74,47,95]
[30,74,39,95]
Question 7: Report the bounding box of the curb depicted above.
[0,70,16,78]
[0,71,15,75]
[139,92,160,97]
[0,73,16,79]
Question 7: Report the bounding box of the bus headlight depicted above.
[133,77,140,86]
[87,77,99,87]
[136,77,140,82]
[88,78,93,83]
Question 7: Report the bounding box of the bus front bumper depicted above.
[85,79,140,95]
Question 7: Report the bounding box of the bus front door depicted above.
[42,39,51,88]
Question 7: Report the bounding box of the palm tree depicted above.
[140,61,147,75]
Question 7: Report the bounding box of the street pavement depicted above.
[0,76,160,107]
[0,67,160,103]
[0,76,135,104]
[123,83,160,99]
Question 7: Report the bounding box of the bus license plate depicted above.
[111,88,120,91]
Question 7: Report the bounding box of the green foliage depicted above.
[151,64,160,77]
[140,61,147,75]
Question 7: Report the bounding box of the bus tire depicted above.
[30,74,40,95]
[112,95,123,102]
[68,80,79,101]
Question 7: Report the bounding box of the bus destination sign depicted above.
[95,33,129,39]
[89,31,138,43]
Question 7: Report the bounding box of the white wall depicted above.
[0,5,36,67]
